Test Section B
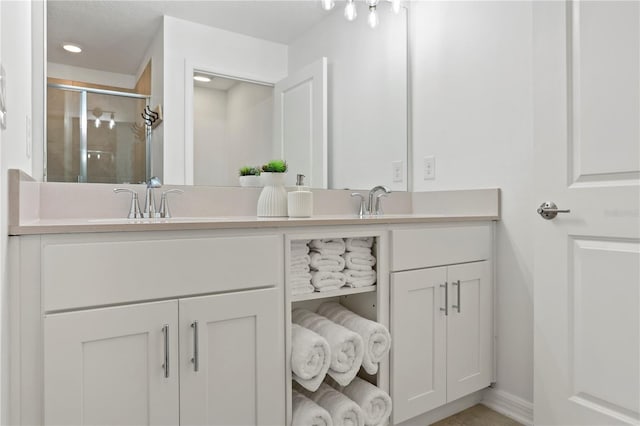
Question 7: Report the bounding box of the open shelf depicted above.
[291,285,377,302]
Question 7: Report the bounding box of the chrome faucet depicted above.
[368,185,391,215]
[144,176,162,218]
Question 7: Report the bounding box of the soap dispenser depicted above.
[287,174,313,217]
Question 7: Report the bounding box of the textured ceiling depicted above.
[47,0,328,75]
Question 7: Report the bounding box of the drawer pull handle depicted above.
[452,280,461,313]
[162,324,170,378]
[191,321,199,372]
[440,283,448,316]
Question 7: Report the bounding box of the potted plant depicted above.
[238,166,262,187]
[257,159,288,216]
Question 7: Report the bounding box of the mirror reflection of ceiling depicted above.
[47,1,328,75]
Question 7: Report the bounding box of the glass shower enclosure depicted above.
[46,84,151,183]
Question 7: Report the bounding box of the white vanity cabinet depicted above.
[389,223,494,424]
[10,230,286,426]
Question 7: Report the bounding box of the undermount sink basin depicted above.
[86,216,237,224]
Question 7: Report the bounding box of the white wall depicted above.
[410,1,534,403]
[47,62,137,89]
[0,0,36,422]
[288,6,408,191]
[163,16,287,184]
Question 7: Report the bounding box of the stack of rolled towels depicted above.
[291,304,392,426]
[309,239,348,292]
[343,237,377,288]
[291,240,313,295]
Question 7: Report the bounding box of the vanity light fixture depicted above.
[193,75,211,82]
[92,107,103,128]
[62,43,82,53]
[329,0,401,28]
[109,113,115,129]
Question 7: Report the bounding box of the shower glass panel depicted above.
[46,85,150,183]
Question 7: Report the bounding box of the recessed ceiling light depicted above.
[193,75,211,82]
[63,43,82,53]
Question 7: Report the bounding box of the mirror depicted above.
[46,1,408,190]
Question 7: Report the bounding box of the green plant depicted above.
[239,166,261,176]
[261,159,288,173]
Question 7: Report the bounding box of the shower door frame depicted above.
[46,83,151,183]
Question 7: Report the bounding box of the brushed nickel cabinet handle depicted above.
[162,324,170,378]
[440,283,448,316]
[452,280,461,313]
[191,321,199,372]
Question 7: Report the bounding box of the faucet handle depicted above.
[113,188,142,219]
[374,192,388,216]
[159,189,184,218]
[351,193,366,218]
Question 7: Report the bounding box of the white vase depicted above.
[239,175,262,187]
[257,172,288,217]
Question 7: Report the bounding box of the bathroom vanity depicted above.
[7,175,499,425]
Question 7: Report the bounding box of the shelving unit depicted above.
[284,229,390,425]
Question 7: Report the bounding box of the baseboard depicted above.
[481,387,534,426]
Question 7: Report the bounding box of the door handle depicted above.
[162,324,170,378]
[191,321,199,372]
[537,201,570,220]
[440,283,448,316]
[451,280,461,313]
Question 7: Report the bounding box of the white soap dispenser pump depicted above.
[287,174,313,217]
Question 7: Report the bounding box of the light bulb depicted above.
[94,118,101,128]
[390,0,401,14]
[344,0,357,21]
[368,6,379,28]
[109,113,115,129]
[321,0,335,11]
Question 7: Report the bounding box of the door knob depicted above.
[537,201,570,220]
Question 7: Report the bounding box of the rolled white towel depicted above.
[310,239,346,254]
[311,271,347,292]
[291,272,312,282]
[344,252,376,271]
[291,324,332,391]
[331,377,392,426]
[310,252,346,272]
[292,264,311,274]
[345,237,374,251]
[343,269,377,288]
[292,284,315,296]
[291,254,311,268]
[292,309,364,386]
[292,241,311,257]
[297,382,364,426]
[292,389,334,426]
[317,302,390,375]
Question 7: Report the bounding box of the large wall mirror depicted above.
[46,1,408,190]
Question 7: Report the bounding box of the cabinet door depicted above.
[179,288,285,426]
[446,261,492,401]
[44,300,179,425]
[391,267,447,424]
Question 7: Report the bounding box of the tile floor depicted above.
[430,404,522,426]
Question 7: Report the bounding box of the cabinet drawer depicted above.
[390,224,491,271]
[43,234,282,311]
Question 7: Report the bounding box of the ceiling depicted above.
[47,0,329,75]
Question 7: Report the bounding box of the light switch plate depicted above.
[424,155,435,180]
[392,160,403,183]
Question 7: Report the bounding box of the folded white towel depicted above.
[292,264,311,274]
[292,389,334,426]
[310,239,346,254]
[291,324,332,391]
[330,377,392,426]
[343,269,377,288]
[291,254,311,267]
[344,252,376,271]
[297,383,364,426]
[292,309,364,386]
[310,252,346,272]
[345,237,374,251]
[292,284,315,296]
[311,271,347,292]
[317,302,390,375]
[291,272,313,281]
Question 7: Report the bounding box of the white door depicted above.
[274,57,327,188]
[44,301,180,425]
[533,1,640,424]
[446,261,492,402]
[390,267,447,424]
[179,288,285,426]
